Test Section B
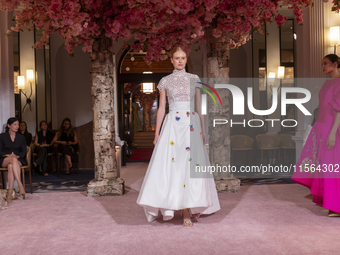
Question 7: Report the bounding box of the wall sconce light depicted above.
[17,76,25,90]
[330,26,340,54]
[26,69,34,82]
[267,72,276,85]
[19,69,34,112]
[142,83,154,94]
[278,66,285,79]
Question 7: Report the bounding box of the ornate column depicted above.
[87,36,124,196]
[206,28,240,192]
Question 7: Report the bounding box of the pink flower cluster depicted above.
[329,0,340,13]
[0,0,319,62]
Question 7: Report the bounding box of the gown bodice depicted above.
[317,78,340,124]
[157,69,201,111]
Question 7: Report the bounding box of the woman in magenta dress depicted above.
[292,54,340,216]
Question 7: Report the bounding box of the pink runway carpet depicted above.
[1,162,340,254]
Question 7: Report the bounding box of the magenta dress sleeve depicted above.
[329,82,340,111]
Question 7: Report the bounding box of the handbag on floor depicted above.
[0,188,17,200]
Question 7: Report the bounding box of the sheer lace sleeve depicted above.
[157,77,166,92]
[194,75,202,88]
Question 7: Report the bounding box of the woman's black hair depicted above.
[5,117,19,132]
[324,54,340,67]
[311,108,319,127]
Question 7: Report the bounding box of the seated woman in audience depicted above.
[18,121,32,146]
[53,118,78,174]
[33,121,55,176]
[0,117,26,202]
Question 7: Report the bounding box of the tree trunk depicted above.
[206,29,240,193]
[87,36,124,196]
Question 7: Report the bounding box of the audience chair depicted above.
[256,135,281,165]
[277,134,296,165]
[230,135,254,165]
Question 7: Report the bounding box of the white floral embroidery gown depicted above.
[136,69,220,222]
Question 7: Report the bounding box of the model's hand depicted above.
[60,141,67,145]
[153,134,159,145]
[202,131,207,145]
[328,132,336,149]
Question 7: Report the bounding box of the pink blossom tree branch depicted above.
[1,0,319,63]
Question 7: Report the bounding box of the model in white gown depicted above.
[136,49,220,225]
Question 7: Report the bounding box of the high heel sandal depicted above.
[180,208,193,227]
[186,208,200,220]
[328,210,340,217]
[17,193,25,199]
[192,211,201,220]
[17,190,26,200]
[66,162,72,175]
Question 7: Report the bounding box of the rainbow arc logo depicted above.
[197,82,222,115]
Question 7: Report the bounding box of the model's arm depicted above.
[34,133,40,147]
[72,131,78,145]
[195,87,206,145]
[328,111,340,149]
[153,89,166,145]
[53,131,66,145]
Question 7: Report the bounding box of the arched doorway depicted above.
[117,47,175,165]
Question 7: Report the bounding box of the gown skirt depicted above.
[136,102,221,221]
[292,121,340,213]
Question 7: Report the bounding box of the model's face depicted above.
[9,121,19,133]
[41,122,48,130]
[322,57,337,74]
[171,50,187,70]
[19,122,26,132]
[63,121,70,130]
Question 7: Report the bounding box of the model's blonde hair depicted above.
[170,47,188,58]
